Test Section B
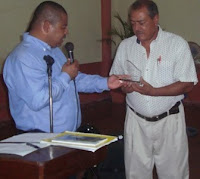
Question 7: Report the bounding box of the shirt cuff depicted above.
[58,72,71,89]
[99,77,110,91]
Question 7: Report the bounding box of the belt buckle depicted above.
[154,115,160,121]
[147,115,160,122]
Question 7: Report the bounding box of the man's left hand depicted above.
[130,77,154,95]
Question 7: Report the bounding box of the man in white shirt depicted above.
[110,0,198,179]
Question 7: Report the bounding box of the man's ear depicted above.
[153,15,159,26]
[42,20,51,33]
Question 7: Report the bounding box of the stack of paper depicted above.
[0,133,57,156]
[41,131,118,152]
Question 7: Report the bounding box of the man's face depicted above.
[130,7,159,44]
[47,13,68,48]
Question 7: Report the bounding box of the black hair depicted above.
[129,0,159,19]
[26,1,67,32]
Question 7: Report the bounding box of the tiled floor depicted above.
[81,99,200,179]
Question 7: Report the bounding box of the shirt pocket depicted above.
[157,61,175,85]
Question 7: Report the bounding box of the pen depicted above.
[26,142,40,149]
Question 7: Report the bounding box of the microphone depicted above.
[44,55,54,66]
[65,42,74,63]
[43,55,55,132]
[43,55,55,76]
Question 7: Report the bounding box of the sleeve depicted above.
[109,40,127,76]
[75,72,109,93]
[174,38,198,84]
[4,53,71,111]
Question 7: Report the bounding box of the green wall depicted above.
[1,0,200,72]
[111,0,200,53]
[0,0,101,72]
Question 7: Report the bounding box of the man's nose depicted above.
[64,27,68,35]
[133,23,140,31]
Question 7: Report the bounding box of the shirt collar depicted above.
[154,25,162,42]
[23,32,52,51]
[136,25,162,44]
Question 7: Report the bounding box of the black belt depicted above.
[128,101,181,122]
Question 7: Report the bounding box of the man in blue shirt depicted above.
[3,1,125,133]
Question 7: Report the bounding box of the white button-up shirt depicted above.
[110,27,198,117]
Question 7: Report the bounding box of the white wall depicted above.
[0,0,102,72]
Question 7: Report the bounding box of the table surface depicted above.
[0,145,107,179]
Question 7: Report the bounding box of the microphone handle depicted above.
[68,51,74,64]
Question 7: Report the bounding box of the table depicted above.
[0,145,107,179]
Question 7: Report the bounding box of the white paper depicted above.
[1,133,58,142]
[0,133,58,156]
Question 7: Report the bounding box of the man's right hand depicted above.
[121,80,140,93]
[121,85,135,93]
[62,59,79,80]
